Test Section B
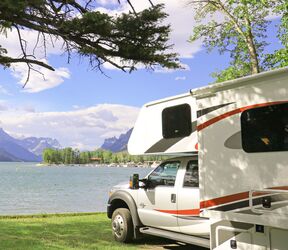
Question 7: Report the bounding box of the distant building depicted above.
[90,157,101,163]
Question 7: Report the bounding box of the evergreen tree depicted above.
[0,0,179,87]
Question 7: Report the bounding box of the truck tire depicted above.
[111,208,133,243]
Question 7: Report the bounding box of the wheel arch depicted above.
[108,190,143,233]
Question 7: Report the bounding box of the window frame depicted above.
[162,104,192,139]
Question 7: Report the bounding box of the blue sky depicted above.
[0,0,282,150]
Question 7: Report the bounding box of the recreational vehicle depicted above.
[107,67,288,249]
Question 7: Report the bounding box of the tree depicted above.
[63,147,73,164]
[102,150,112,164]
[189,0,279,82]
[43,148,53,163]
[81,151,91,164]
[0,0,179,86]
[265,1,288,69]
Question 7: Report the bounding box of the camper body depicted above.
[107,67,288,249]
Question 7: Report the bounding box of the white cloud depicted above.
[154,62,190,73]
[175,76,186,81]
[0,102,9,111]
[0,104,139,150]
[21,105,36,113]
[0,29,62,59]
[0,28,69,93]
[11,62,70,93]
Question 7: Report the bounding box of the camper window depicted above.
[162,104,192,139]
[148,161,180,188]
[241,102,288,153]
[183,160,199,187]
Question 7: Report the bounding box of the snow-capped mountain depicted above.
[18,137,61,156]
[0,128,61,162]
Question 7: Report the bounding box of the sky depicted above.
[0,0,283,150]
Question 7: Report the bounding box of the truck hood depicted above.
[112,181,129,190]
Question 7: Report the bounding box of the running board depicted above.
[139,227,210,248]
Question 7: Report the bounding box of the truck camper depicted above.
[107,67,288,249]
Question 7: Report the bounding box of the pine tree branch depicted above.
[0,56,55,71]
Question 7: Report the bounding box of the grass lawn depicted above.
[0,213,205,250]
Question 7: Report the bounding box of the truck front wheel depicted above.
[111,208,133,243]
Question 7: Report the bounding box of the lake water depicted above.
[0,162,151,215]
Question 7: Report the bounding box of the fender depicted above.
[108,190,143,229]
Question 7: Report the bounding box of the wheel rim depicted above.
[112,214,125,237]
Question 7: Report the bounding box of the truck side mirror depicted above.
[139,178,150,189]
[129,174,139,189]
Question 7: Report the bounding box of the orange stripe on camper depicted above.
[200,191,249,209]
[200,186,288,209]
[197,101,288,132]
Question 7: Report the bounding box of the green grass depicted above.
[0,213,141,250]
[0,213,205,250]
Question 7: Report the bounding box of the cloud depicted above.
[21,105,36,113]
[155,0,203,58]
[0,29,62,59]
[154,62,190,73]
[0,104,139,150]
[175,76,186,81]
[0,102,9,111]
[11,62,70,93]
[0,28,69,93]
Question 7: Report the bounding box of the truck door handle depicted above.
[171,193,176,203]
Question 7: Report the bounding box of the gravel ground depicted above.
[138,236,208,250]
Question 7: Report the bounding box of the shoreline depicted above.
[0,211,105,220]
[36,162,157,168]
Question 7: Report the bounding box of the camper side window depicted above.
[162,104,192,139]
[183,160,199,187]
[148,161,180,188]
[241,103,288,153]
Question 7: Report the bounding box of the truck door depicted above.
[177,159,210,236]
[137,160,180,232]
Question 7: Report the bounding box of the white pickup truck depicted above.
[107,156,210,248]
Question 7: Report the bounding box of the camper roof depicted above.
[145,67,288,106]
[190,66,288,99]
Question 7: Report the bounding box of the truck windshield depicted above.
[148,161,180,187]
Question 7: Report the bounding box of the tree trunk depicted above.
[243,2,260,74]
[215,0,260,74]
[245,20,260,74]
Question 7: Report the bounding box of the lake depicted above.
[0,162,151,215]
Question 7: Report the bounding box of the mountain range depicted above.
[0,127,132,162]
[0,128,61,162]
[101,128,132,153]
